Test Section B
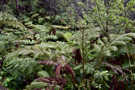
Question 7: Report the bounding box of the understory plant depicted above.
[0,0,135,90]
[72,0,135,89]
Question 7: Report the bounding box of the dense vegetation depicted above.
[0,0,135,90]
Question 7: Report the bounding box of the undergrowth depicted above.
[0,0,135,90]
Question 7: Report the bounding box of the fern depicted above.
[2,57,40,78]
[93,33,135,57]
[5,41,73,62]
[0,12,26,31]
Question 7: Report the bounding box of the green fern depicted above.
[5,41,73,61]
[3,57,40,78]
[0,12,26,31]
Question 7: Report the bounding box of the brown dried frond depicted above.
[72,48,82,64]
[64,64,76,83]
[55,64,63,78]
[103,62,125,75]
[64,64,75,79]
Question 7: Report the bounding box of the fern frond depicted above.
[3,57,40,78]
[0,12,26,31]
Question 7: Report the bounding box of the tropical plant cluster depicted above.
[0,0,135,90]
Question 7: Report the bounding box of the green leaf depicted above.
[30,82,47,89]
[63,32,72,41]
[37,71,49,77]
[73,65,82,70]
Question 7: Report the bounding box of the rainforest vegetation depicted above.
[1,0,135,90]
